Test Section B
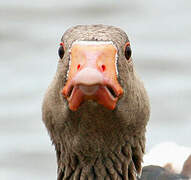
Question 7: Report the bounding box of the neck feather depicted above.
[45,100,148,180]
[55,135,144,180]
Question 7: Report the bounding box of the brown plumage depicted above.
[139,165,189,180]
[181,155,191,178]
[42,24,150,180]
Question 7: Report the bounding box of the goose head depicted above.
[42,24,150,180]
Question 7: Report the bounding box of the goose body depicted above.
[140,143,191,179]
[42,25,150,180]
[139,165,189,180]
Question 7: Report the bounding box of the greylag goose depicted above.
[42,24,150,180]
[139,165,189,180]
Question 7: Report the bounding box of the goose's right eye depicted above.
[58,42,65,59]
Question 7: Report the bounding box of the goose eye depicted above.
[124,42,132,60]
[58,43,65,59]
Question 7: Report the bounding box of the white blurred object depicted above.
[143,142,191,173]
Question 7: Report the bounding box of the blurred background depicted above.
[0,0,191,179]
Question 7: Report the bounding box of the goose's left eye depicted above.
[124,42,132,60]
[58,42,65,59]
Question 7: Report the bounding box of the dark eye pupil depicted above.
[125,45,131,60]
[58,45,65,59]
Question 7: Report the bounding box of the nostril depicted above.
[77,64,81,70]
[101,65,106,72]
